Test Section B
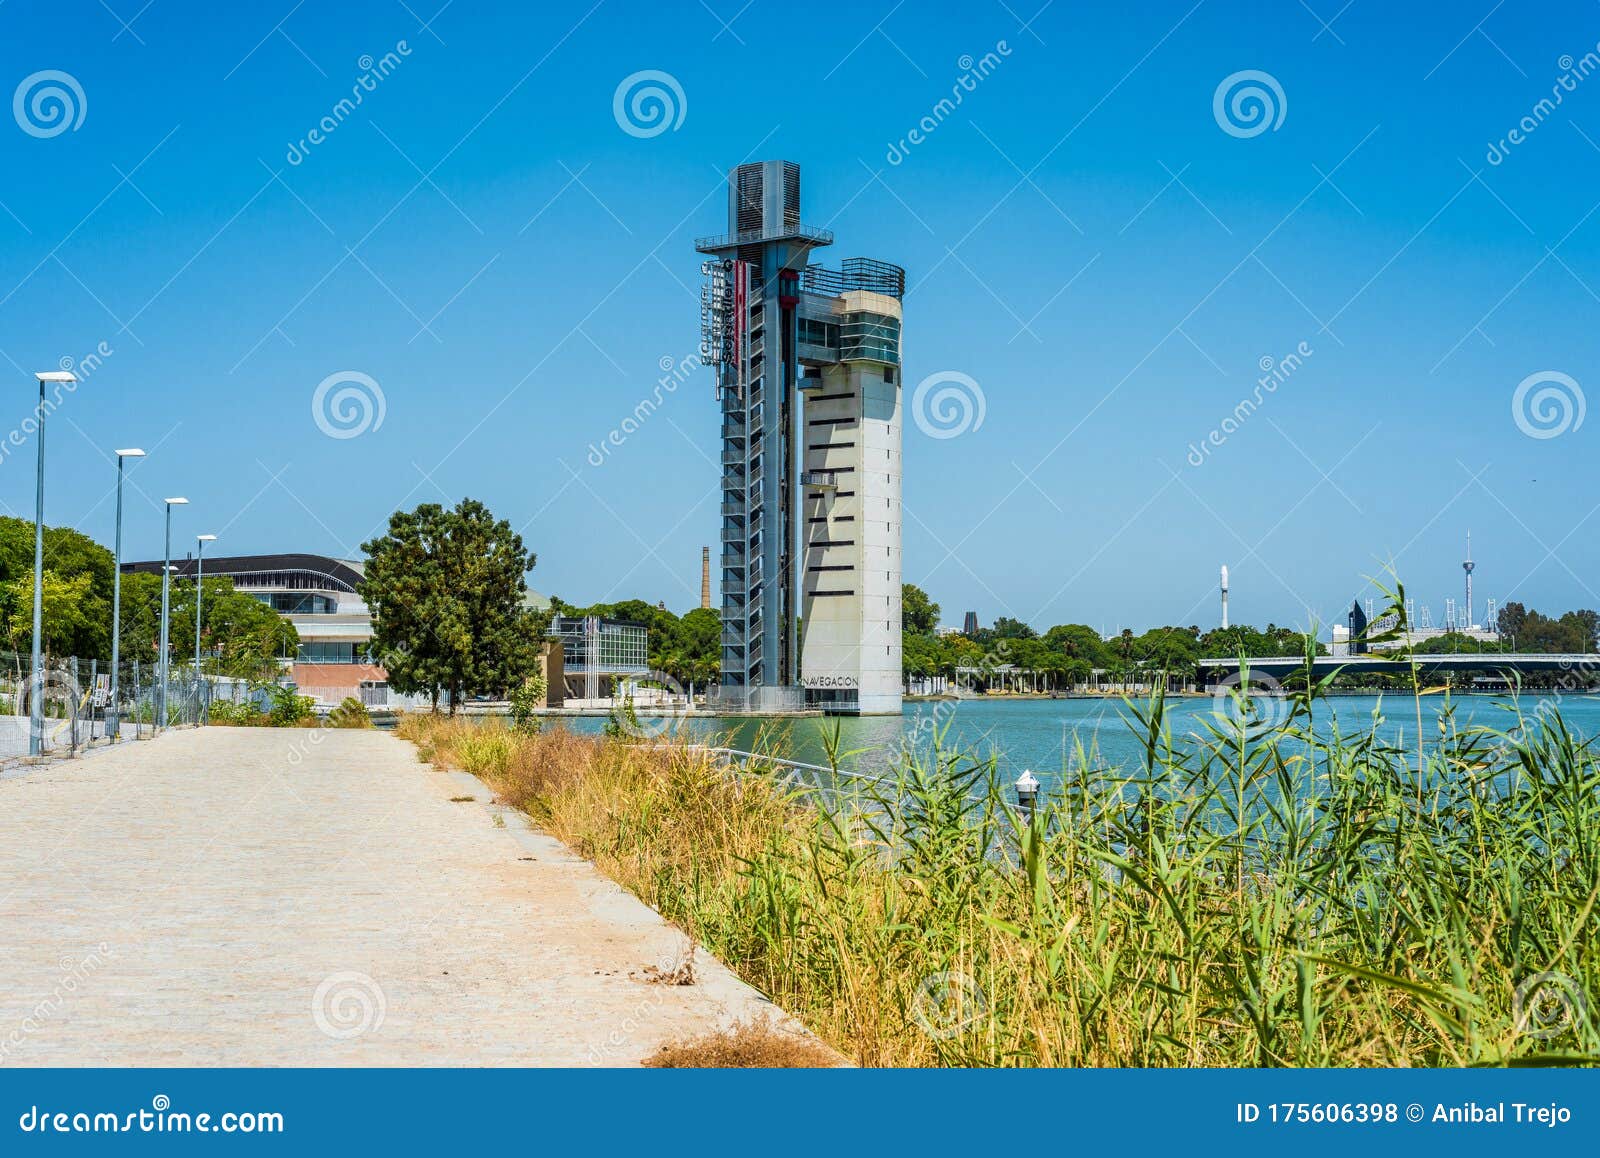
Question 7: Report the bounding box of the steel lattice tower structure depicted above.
[698,161,906,714]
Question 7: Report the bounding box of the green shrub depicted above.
[264,684,315,727]
[509,675,546,735]
[456,727,516,778]
[328,697,373,729]
[207,699,265,726]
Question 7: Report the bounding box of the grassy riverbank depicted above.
[398,687,1598,1067]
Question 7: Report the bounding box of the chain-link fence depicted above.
[0,651,268,758]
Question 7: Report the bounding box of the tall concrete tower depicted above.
[1463,531,1475,630]
[700,546,710,610]
[698,161,906,714]
[1219,565,1229,629]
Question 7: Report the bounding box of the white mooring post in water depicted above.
[1015,770,1040,822]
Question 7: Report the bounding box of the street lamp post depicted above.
[108,449,146,740]
[28,370,76,757]
[157,496,188,730]
[195,534,216,723]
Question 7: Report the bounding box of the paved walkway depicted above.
[0,727,799,1066]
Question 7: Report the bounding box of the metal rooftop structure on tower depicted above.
[698,161,906,714]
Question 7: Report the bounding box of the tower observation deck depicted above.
[698,161,906,714]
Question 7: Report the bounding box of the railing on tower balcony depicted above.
[695,223,835,253]
[801,257,906,300]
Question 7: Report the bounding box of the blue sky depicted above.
[2,0,1598,635]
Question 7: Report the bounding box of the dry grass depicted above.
[644,1020,840,1069]
[398,705,1600,1069]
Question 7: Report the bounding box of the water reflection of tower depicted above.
[1463,531,1475,631]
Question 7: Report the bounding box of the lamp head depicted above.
[34,370,76,383]
[197,534,217,542]
[115,448,146,459]
[164,497,189,506]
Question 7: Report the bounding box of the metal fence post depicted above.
[69,656,80,754]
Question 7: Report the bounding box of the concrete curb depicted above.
[417,751,848,1066]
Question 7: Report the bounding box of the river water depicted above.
[559,692,1600,788]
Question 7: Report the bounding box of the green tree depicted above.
[0,517,114,658]
[166,577,298,676]
[360,499,541,712]
[991,616,1037,641]
[2,571,97,657]
[902,583,940,636]
[667,605,721,689]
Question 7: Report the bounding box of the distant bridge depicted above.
[1199,653,1600,681]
